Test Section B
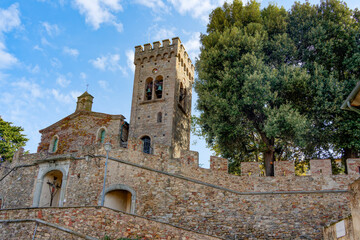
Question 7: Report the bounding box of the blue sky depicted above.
[1,0,359,168]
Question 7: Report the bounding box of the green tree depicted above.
[0,117,28,162]
[288,0,360,160]
[195,0,310,176]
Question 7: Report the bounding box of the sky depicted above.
[1,0,359,168]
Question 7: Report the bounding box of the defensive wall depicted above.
[1,140,360,239]
[0,207,218,240]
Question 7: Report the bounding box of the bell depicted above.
[147,88,151,93]
[157,85,162,91]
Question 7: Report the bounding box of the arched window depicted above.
[154,76,163,99]
[145,77,153,100]
[157,112,162,123]
[39,170,63,207]
[179,82,186,108]
[50,136,59,153]
[141,136,151,154]
[99,129,106,143]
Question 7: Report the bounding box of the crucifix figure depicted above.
[47,176,61,207]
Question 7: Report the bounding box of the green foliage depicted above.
[194,0,360,175]
[195,0,310,175]
[0,117,28,162]
[288,0,360,159]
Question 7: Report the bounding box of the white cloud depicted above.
[184,32,201,61]
[12,79,43,99]
[51,89,81,104]
[51,58,62,68]
[0,4,21,70]
[167,0,226,22]
[90,53,126,74]
[33,45,43,51]
[27,64,40,74]
[148,24,176,42]
[42,22,60,36]
[80,72,87,79]
[126,49,134,72]
[63,46,79,57]
[0,3,21,33]
[72,0,123,32]
[98,80,108,90]
[56,75,71,87]
[52,89,71,104]
[0,42,18,69]
[133,0,167,11]
[41,37,52,46]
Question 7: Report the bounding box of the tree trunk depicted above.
[264,149,275,176]
[343,147,358,160]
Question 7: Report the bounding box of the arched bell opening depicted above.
[154,75,163,99]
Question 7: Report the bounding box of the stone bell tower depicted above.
[129,37,194,157]
[76,91,94,112]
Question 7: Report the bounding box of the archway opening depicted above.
[39,170,63,207]
[104,190,132,212]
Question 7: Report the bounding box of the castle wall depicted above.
[2,146,359,239]
[0,207,219,240]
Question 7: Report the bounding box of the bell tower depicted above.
[129,37,194,157]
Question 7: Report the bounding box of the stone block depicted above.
[274,161,295,176]
[310,159,332,175]
[241,162,261,176]
[180,150,199,168]
[347,158,360,175]
[210,156,228,172]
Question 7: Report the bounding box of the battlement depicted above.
[134,37,195,76]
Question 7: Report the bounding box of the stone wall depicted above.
[323,217,354,240]
[0,207,219,240]
[37,111,127,154]
[2,145,360,239]
[349,178,360,238]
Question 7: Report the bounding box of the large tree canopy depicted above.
[0,117,28,162]
[194,0,360,175]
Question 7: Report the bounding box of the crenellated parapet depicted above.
[134,37,195,81]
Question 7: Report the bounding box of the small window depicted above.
[141,136,151,154]
[358,166,360,174]
[100,129,106,143]
[145,78,153,100]
[50,136,59,153]
[0,197,2,209]
[157,112,162,123]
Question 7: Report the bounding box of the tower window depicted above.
[155,76,163,99]
[141,136,151,154]
[145,78,153,100]
[157,112,162,123]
